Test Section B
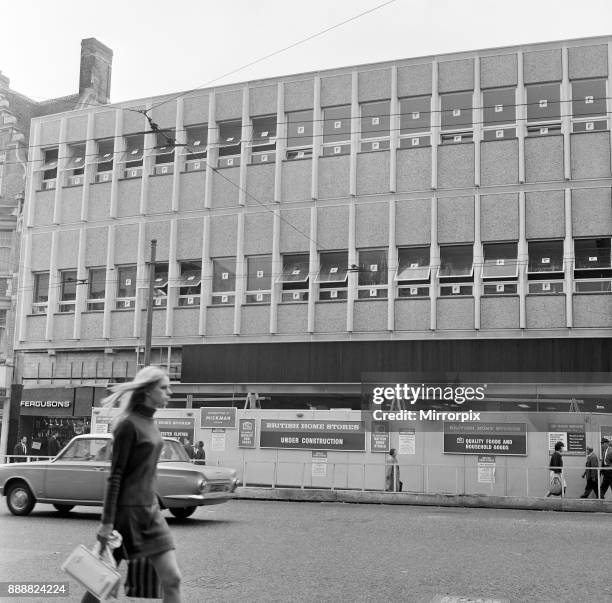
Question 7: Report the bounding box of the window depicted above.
[278,254,309,302]
[153,131,175,175]
[527,240,564,294]
[526,83,561,137]
[438,245,473,296]
[317,251,348,301]
[481,242,518,296]
[572,79,607,118]
[357,249,388,299]
[64,143,86,186]
[87,267,106,311]
[396,247,430,298]
[440,92,473,131]
[217,120,242,167]
[246,256,272,303]
[121,134,144,178]
[184,124,208,170]
[399,96,431,148]
[482,88,517,141]
[286,110,313,160]
[116,265,137,309]
[211,257,236,305]
[38,148,58,190]
[32,272,49,314]
[177,261,201,307]
[251,115,277,163]
[322,105,351,156]
[573,238,611,292]
[59,270,77,313]
[0,230,12,273]
[360,101,390,152]
[94,139,114,182]
[151,263,169,308]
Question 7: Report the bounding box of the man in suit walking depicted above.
[580,446,599,498]
[600,438,612,499]
[12,436,28,463]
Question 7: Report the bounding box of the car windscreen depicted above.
[55,438,111,462]
[159,440,190,462]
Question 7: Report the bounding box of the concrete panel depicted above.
[148,175,173,214]
[314,302,347,333]
[354,299,388,331]
[523,49,562,83]
[356,152,390,195]
[66,116,88,143]
[215,89,243,121]
[573,295,612,328]
[93,111,115,139]
[281,160,312,202]
[206,306,235,336]
[122,108,146,135]
[246,164,275,205]
[436,297,475,330]
[177,219,204,260]
[53,314,75,341]
[568,45,608,79]
[480,54,518,89]
[320,74,352,107]
[57,229,80,269]
[438,196,474,244]
[25,315,46,340]
[88,182,111,221]
[172,307,200,337]
[317,205,349,250]
[397,148,431,192]
[117,178,141,217]
[394,299,430,331]
[480,193,519,242]
[318,155,350,199]
[438,59,474,93]
[277,303,309,334]
[525,190,565,239]
[396,198,431,246]
[480,296,520,329]
[249,85,277,117]
[40,120,60,146]
[85,227,108,266]
[210,214,238,257]
[280,209,311,253]
[356,201,389,248]
[151,308,166,337]
[31,232,52,271]
[81,313,104,340]
[570,132,611,180]
[525,295,566,328]
[244,212,274,255]
[571,188,612,237]
[241,304,270,335]
[150,99,177,130]
[183,94,209,126]
[211,167,240,208]
[397,63,432,97]
[32,191,54,226]
[358,68,392,102]
[114,224,139,264]
[110,310,135,339]
[285,79,314,112]
[145,221,171,261]
[524,136,564,183]
[60,186,83,224]
[480,140,519,186]
[437,144,475,189]
[179,171,206,212]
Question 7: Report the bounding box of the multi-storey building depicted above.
[9,36,612,456]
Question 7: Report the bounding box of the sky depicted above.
[1,0,611,105]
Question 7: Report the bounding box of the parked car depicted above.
[0,434,238,518]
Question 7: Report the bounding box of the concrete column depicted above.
[347,202,356,332]
[102,224,116,339]
[45,231,59,341]
[133,222,146,339]
[389,66,399,193]
[166,219,178,336]
[564,188,573,328]
[269,209,281,334]
[73,227,87,339]
[517,52,526,184]
[431,61,440,190]
[233,212,245,334]
[140,101,154,215]
[171,97,184,213]
[311,77,321,200]
[473,57,482,188]
[81,112,95,221]
[204,94,216,209]
[274,82,285,203]
[307,206,317,333]
[349,72,359,197]
[109,108,123,218]
[239,86,249,206]
[473,192,482,330]
[518,191,527,329]
[53,118,68,225]
[199,215,211,336]
[387,198,396,331]
[430,196,439,330]
[561,47,571,181]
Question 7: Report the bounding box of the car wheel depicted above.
[6,481,36,516]
[53,504,75,514]
[169,506,197,519]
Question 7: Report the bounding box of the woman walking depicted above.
[82,366,182,602]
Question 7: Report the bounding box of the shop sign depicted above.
[398,429,416,455]
[259,420,366,451]
[370,422,389,452]
[156,418,195,442]
[548,423,586,456]
[311,451,328,477]
[20,388,74,416]
[444,422,527,456]
[477,455,496,484]
[211,428,226,451]
[238,419,256,448]
[200,407,237,429]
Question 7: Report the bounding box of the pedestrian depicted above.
[194,441,206,464]
[599,437,612,499]
[546,441,566,497]
[182,437,195,459]
[580,446,599,499]
[46,431,61,458]
[385,448,401,492]
[12,436,28,463]
[82,366,182,603]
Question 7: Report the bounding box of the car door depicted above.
[42,438,110,504]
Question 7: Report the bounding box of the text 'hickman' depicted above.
[372,409,481,422]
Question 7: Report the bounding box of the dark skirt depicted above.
[115,503,175,560]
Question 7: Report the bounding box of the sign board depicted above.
[211,428,226,451]
[477,455,496,484]
[20,387,74,416]
[156,418,195,443]
[370,422,389,452]
[200,407,237,429]
[311,451,328,477]
[259,420,366,451]
[444,422,527,456]
[238,419,256,448]
[398,429,416,455]
[548,423,585,455]
[93,414,113,433]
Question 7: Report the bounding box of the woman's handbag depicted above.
[549,474,563,496]
[125,556,162,598]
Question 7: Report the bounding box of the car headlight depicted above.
[198,478,207,492]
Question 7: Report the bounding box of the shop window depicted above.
[357,249,388,299]
[573,238,611,292]
[246,255,272,304]
[177,261,202,307]
[120,134,144,179]
[87,267,106,311]
[278,254,309,302]
[527,240,564,294]
[184,124,208,171]
[116,265,137,309]
[396,246,430,298]
[32,272,49,314]
[37,148,58,191]
[322,105,351,156]
[217,120,242,168]
[440,92,473,132]
[438,245,473,296]
[63,143,86,187]
[481,242,518,296]
[93,139,114,182]
[286,110,313,160]
[317,251,348,301]
[360,101,390,152]
[211,257,236,305]
[59,270,77,313]
[152,130,175,175]
[251,115,277,164]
